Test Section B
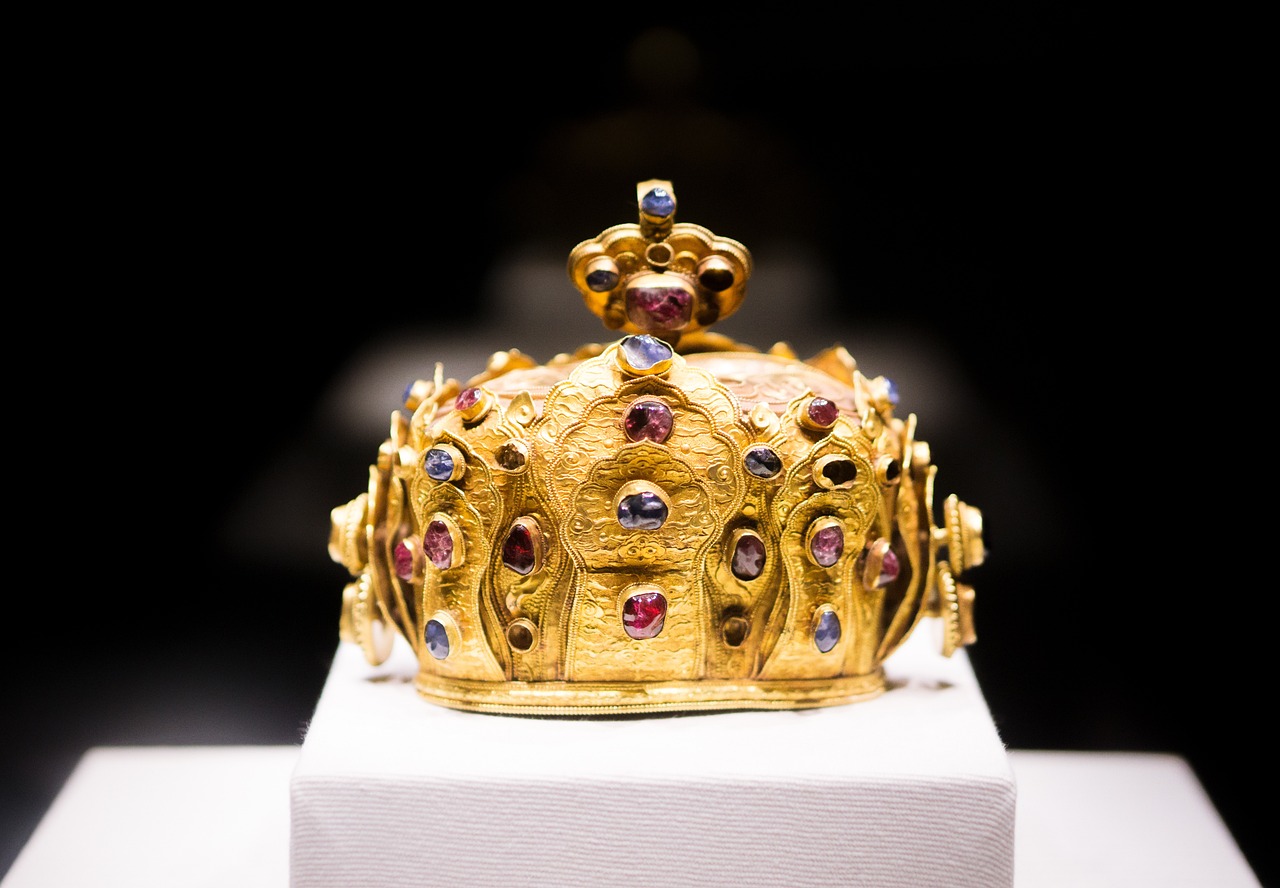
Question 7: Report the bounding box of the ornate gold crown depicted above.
[328,180,985,714]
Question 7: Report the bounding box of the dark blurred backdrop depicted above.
[8,10,1264,884]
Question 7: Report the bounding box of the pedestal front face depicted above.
[289,621,1016,888]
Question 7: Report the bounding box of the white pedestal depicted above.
[289,620,1017,888]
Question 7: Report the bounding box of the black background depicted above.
[5,10,1268,885]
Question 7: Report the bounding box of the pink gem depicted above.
[810,524,844,567]
[622,590,667,639]
[625,286,692,331]
[455,387,482,411]
[624,400,673,443]
[877,547,900,587]
[423,519,454,569]
[393,539,414,582]
[807,397,839,427]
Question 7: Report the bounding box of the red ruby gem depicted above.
[423,519,454,569]
[624,400,674,443]
[807,397,839,427]
[393,539,415,582]
[622,590,667,639]
[502,521,538,575]
[455,387,482,411]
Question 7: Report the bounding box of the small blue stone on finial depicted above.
[640,187,675,218]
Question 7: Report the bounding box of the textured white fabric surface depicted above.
[289,620,1017,888]
[2,745,295,888]
[2,750,1260,885]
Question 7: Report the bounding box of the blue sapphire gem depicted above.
[640,187,675,218]
[814,610,841,653]
[402,381,415,406]
[586,268,619,291]
[620,334,673,371]
[425,619,450,659]
[743,446,782,479]
[885,378,899,406]
[424,447,456,481]
[617,491,669,530]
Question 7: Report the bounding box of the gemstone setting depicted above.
[730,531,766,580]
[743,446,783,479]
[640,187,675,218]
[617,489,669,530]
[813,609,841,653]
[502,518,541,575]
[455,387,481,411]
[877,547,901,587]
[423,518,457,569]
[626,285,692,331]
[624,399,674,443]
[622,588,667,639]
[425,619,450,659]
[807,518,844,567]
[586,267,619,291]
[618,334,674,373]
[424,446,460,482]
[393,539,415,582]
[806,397,840,428]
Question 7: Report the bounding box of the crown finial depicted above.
[567,180,753,347]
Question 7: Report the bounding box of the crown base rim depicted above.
[414,671,886,715]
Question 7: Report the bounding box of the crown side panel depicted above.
[412,476,505,682]
[757,439,877,681]
[874,424,931,663]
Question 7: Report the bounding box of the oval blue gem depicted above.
[743,446,782,479]
[620,334,673,370]
[640,187,675,217]
[424,448,456,481]
[425,619,450,659]
[617,491,668,530]
[586,268,619,291]
[814,610,841,653]
[885,378,899,406]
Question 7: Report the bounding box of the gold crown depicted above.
[328,180,985,714]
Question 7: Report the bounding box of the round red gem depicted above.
[502,521,538,575]
[423,519,454,569]
[624,400,673,443]
[807,397,839,427]
[622,590,667,639]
